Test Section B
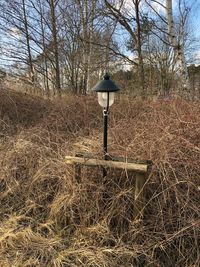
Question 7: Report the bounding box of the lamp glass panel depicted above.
[98,92,115,107]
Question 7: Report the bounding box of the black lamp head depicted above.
[92,73,120,93]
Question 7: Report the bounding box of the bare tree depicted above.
[0,0,36,85]
[166,0,189,91]
[74,0,97,94]
[48,0,61,96]
[37,0,50,96]
[104,0,148,96]
[135,0,145,96]
[22,0,35,84]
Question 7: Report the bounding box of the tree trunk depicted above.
[22,0,34,84]
[39,0,50,97]
[166,0,189,92]
[135,0,146,97]
[50,0,61,96]
[76,0,97,94]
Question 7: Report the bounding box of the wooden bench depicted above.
[65,153,152,219]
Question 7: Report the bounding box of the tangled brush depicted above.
[0,89,199,266]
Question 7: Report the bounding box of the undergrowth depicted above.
[0,89,199,266]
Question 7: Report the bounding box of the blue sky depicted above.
[114,0,200,64]
[0,0,200,71]
[187,0,200,62]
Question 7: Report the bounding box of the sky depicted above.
[189,1,200,61]
[0,0,200,71]
[153,0,200,61]
[116,0,200,64]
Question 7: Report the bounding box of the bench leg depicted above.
[74,163,81,182]
[134,173,146,218]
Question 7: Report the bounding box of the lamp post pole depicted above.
[103,93,109,161]
[103,107,108,177]
[103,108,108,159]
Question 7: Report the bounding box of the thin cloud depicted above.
[9,27,21,39]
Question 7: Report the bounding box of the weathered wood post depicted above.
[74,163,81,183]
[134,173,147,218]
[65,155,151,220]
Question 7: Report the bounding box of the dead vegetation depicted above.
[0,89,199,266]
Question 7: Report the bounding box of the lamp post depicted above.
[92,73,120,176]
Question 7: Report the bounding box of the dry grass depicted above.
[0,89,199,266]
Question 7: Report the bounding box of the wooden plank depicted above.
[75,152,152,167]
[65,156,148,173]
